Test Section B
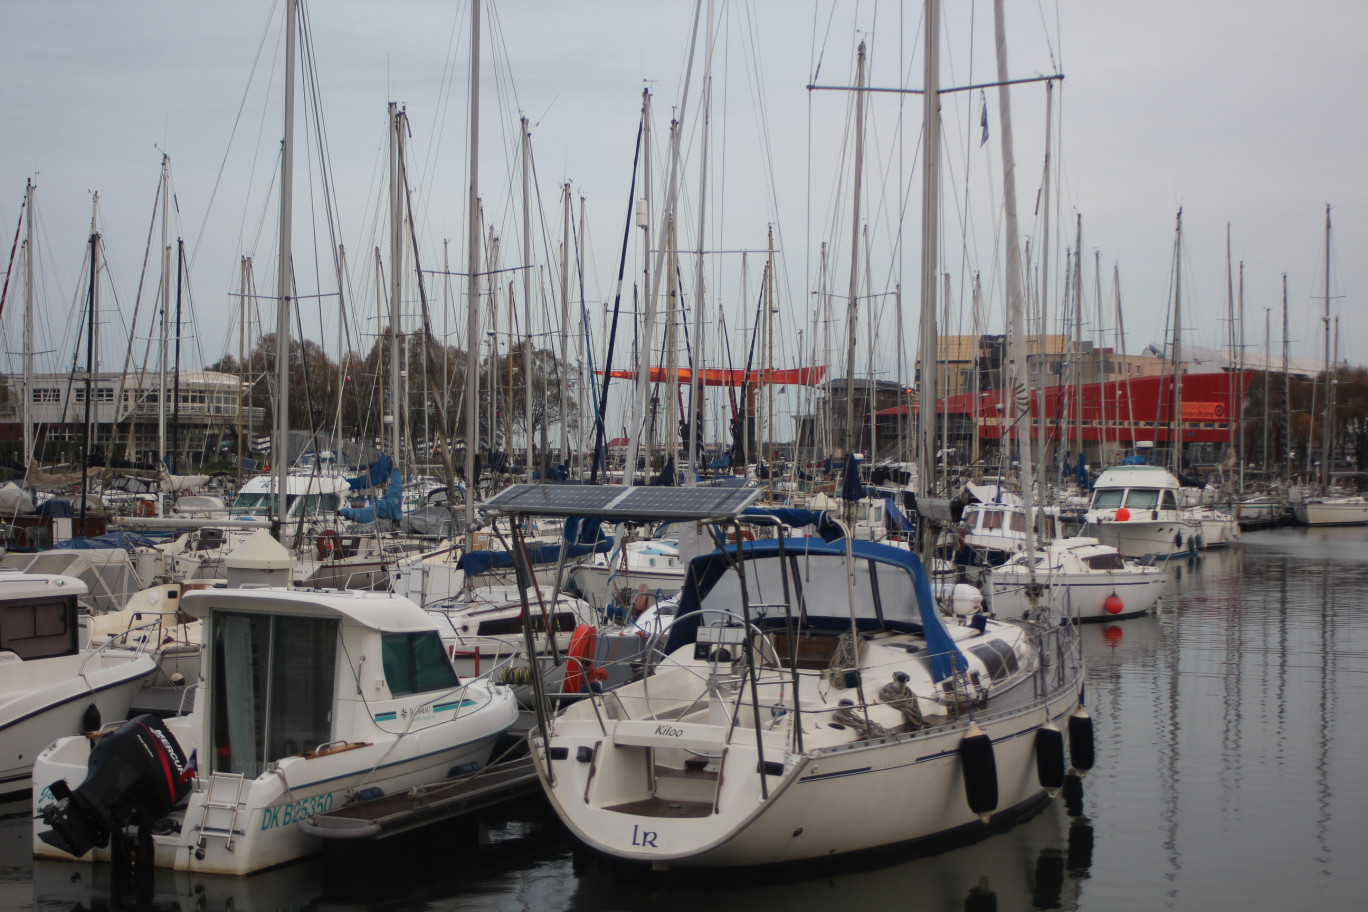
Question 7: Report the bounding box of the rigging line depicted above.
[195,0,281,268]
[588,115,645,483]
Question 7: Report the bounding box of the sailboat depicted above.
[1292,205,1368,526]
[519,0,1089,869]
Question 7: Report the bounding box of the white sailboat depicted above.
[520,0,1089,869]
[1293,205,1368,527]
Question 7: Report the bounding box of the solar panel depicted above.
[483,484,760,521]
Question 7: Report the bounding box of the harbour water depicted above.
[4,526,1367,910]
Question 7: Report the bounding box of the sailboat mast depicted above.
[844,41,867,458]
[463,0,481,545]
[1282,275,1291,485]
[1037,80,1053,479]
[1320,203,1332,487]
[625,91,653,488]
[274,0,297,539]
[917,1,940,500]
[390,102,404,474]
[22,180,34,470]
[158,154,170,477]
[686,0,714,485]
[1171,209,1184,475]
[81,199,99,534]
[993,0,1038,586]
[559,184,571,469]
[521,116,533,482]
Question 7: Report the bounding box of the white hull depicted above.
[1,652,158,800]
[33,708,511,875]
[989,570,1167,621]
[1082,518,1202,560]
[532,656,1082,866]
[1293,499,1368,527]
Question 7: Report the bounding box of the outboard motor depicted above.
[38,714,193,859]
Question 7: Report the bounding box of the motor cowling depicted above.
[38,714,193,858]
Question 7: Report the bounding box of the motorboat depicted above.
[528,535,1089,868]
[1081,466,1210,559]
[984,537,1170,622]
[31,535,519,875]
[0,572,157,801]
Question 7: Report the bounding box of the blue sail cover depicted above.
[345,454,393,490]
[339,468,404,524]
[740,506,844,542]
[55,531,168,549]
[664,537,966,683]
[456,518,613,577]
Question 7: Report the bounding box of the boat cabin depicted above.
[0,573,82,661]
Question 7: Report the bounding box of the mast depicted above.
[172,239,184,473]
[1170,209,1184,476]
[1262,306,1270,480]
[463,0,481,547]
[1238,260,1245,492]
[1036,80,1053,483]
[389,102,404,473]
[687,0,714,486]
[521,116,533,482]
[22,180,34,470]
[158,154,170,478]
[1320,203,1332,488]
[1072,215,1082,468]
[1281,275,1291,485]
[916,1,940,502]
[559,183,571,470]
[1094,249,1106,468]
[273,0,298,540]
[844,41,867,458]
[625,91,654,488]
[1225,223,1235,469]
[80,201,99,535]
[993,0,1039,588]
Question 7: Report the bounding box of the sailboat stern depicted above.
[531,716,796,864]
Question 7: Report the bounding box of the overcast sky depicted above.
[3,1,1365,418]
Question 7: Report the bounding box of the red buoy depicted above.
[1115,506,1131,521]
[1104,592,1124,615]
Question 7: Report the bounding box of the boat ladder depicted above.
[195,772,248,853]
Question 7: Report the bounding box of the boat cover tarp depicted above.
[345,454,393,491]
[739,506,844,542]
[456,519,613,578]
[338,468,403,523]
[54,531,166,550]
[665,537,966,683]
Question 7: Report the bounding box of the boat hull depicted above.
[0,652,157,802]
[531,683,1082,867]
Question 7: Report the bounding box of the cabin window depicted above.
[1083,552,1125,571]
[1009,512,1026,533]
[1160,491,1178,511]
[1125,489,1160,510]
[983,511,1004,531]
[381,631,458,696]
[1092,490,1124,510]
[0,597,76,659]
[968,638,1019,682]
[211,611,338,777]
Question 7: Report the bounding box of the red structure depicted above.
[938,370,1251,447]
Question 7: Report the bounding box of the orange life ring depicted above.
[563,624,598,694]
[138,499,156,517]
[316,529,340,559]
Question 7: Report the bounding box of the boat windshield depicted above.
[230,493,272,516]
[1092,490,1125,510]
[1125,489,1161,510]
